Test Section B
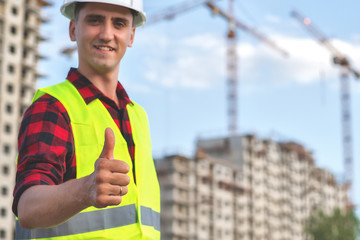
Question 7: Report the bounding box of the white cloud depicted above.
[137,31,360,92]
[39,10,360,95]
[141,32,226,89]
[242,35,336,84]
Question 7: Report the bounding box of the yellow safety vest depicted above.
[15,80,160,240]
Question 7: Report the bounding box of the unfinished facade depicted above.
[0,0,50,239]
[156,135,348,240]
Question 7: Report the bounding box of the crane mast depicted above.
[291,10,359,205]
[227,0,238,134]
[204,1,288,135]
[340,69,352,189]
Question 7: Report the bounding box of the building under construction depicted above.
[156,134,349,240]
[0,0,50,239]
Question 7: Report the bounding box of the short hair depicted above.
[74,2,137,24]
[74,2,86,21]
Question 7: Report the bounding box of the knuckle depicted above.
[95,173,106,183]
[97,159,108,169]
[96,184,106,195]
[95,195,106,207]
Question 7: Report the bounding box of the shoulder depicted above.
[129,101,149,119]
[32,94,67,114]
[21,94,70,127]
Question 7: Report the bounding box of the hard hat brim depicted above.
[60,1,146,27]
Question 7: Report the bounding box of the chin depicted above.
[93,64,117,73]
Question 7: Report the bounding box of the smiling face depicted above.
[69,2,136,75]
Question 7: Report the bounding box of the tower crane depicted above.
[291,10,359,205]
[62,1,289,135]
[146,0,288,135]
[204,1,288,134]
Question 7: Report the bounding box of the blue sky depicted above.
[38,0,360,207]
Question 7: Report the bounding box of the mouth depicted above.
[94,45,116,52]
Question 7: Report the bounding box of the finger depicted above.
[99,128,115,160]
[95,195,122,208]
[109,173,131,186]
[119,186,128,196]
[108,160,130,174]
[106,185,128,196]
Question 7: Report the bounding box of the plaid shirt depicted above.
[13,68,135,216]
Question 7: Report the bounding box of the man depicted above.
[13,1,160,239]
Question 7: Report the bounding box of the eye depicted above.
[86,16,102,25]
[114,20,126,28]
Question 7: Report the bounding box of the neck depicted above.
[78,66,120,107]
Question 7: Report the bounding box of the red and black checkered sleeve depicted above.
[12,94,76,216]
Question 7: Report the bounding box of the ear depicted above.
[128,27,136,47]
[69,20,77,42]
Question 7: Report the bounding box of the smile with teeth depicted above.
[94,45,115,51]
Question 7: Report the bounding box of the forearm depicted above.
[17,176,91,229]
[16,129,130,229]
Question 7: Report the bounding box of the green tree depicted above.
[305,208,360,240]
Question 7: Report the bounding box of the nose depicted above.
[99,20,114,42]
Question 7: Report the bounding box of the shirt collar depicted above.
[66,68,133,108]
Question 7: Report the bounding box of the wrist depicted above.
[72,176,93,210]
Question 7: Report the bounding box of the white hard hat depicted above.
[60,0,146,27]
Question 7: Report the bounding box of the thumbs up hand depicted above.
[86,128,130,208]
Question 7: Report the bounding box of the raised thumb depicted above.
[100,128,115,160]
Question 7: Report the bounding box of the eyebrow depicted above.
[85,14,130,25]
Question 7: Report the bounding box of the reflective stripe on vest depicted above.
[15,80,160,239]
[15,205,160,239]
[141,206,160,231]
